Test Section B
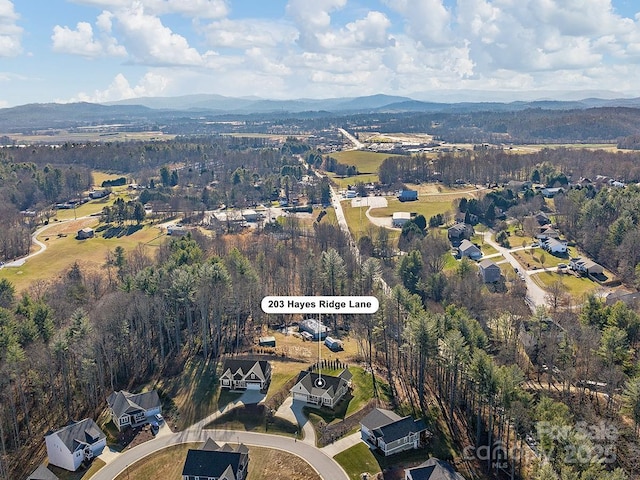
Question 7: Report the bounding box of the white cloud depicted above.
[316,11,393,49]
[203,18,297,49]
[0,0,22,57]
[286,0,347,50]
[51,18,126,58]
[70,0,228,18]
[70,72,169,103]
[113,4,208,66]
[384,0,453,46]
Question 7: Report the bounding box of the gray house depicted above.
[360,408,430,456]
[478,259,501,283]
[299,318,329,340]
[447,223,474,242]
[107,390,162,431]
[405,458,465,480]
[182,439,249,480]
[458,239,482,260]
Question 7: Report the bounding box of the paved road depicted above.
[338,127,363,149]
[92,429,349,480]
[480,231,548,310]
[92,389,349,480]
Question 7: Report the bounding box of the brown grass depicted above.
[113,443,320,480]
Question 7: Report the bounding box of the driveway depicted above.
[274,397,315,445]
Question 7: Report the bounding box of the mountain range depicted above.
[2,93,640,132]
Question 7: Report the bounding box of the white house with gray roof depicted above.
[106,390,162,431]
[45,418,106,471]
[290,369,351,408]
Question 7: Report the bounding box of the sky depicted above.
[2,0,640,107]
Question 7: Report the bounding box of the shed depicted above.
[259,336,276,347]
[77,227,94,239]
[325,336,344,351]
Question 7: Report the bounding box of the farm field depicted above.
[324,151,401,188]
[3,131,173,144]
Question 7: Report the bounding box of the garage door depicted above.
[293,392,308,402]
[246,382,261,390]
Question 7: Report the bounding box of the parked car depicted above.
[558,263,567,269]
[154,413,164,424]
[531,243,539,248]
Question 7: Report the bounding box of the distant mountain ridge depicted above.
[2,93,640,133]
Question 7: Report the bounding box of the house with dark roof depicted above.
[360,408,430,456]
[404,458,465,480]
[478,259,501,283]
[290,369,351,408]
[181,439,249,480]
[447,223,474,243]
[44,418,106,472]
[106,390,162,431]
[219,359,271,391]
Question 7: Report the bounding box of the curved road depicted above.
[92,429,349,480]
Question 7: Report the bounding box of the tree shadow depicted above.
[102,224,143,238]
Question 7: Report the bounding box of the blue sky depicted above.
[2,0,640,107]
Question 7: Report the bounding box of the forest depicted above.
[1,136,640,480]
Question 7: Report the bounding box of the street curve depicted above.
[92,429,349,480]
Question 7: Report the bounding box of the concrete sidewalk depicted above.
[320,432,364,457]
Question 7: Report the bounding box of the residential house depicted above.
[605,290,640,306]
[478,259,501,283]
[219,359,271,391]
[542,237,568,254]
[299,318,329,340]
[569,257,604,276]
[45,419,106,472]
[182,438,249,480]
[106,390,162,431]
[392,212,411,228]
[458,239,482,260]
[537,227,560,240]
[534,211,550,225]
[361,408,430,456]
[541,187,564,198]
[77,227,94,239]
[405,458,466,480]
[167,225,189,236]
[447,223,474,243]
[27,465,60,480]
[290,369,351,408]
[88,190,109,199]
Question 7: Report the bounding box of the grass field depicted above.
[324,151,401,188]
[334,442,381,480]
[0,220,163,292]
[511,246,578,270]
[4,131,173,144]
[368,198,455,222]
[113,443,320,480]
[531,270,596,297]
[205,403,299,437]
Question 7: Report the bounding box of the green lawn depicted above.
[331,174,379,189]
[531,270,596,297]
[0,221,163,292]
[329,151,400,174]
[49,459,106,480]
[511,246,578,270]
[333,442,382,480]
[368,198,454,222]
